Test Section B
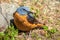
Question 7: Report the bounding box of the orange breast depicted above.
[13,12,43,31]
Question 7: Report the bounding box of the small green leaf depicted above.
[0,32,4,36]
[11,37,15,40]
[49,29,57,34]
[42,25,48,31]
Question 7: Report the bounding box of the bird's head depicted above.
[16,6,30,15]
[16,6,36,21]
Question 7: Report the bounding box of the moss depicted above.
[0,24,18,40]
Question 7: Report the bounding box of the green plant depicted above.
[34,9,40,18]
[42,25,57,37]
[42,25,48,31]
[31,32,38,38]
[48,28,57,34]
[0,24,18,40]
[0,32,5,37]
[0,32,5,40]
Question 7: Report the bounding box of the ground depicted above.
[0,0,60,40]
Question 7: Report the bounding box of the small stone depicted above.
[0,3,19,32]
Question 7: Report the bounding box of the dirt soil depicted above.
[0,0,60,40]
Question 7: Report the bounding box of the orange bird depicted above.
[13,6,43,31]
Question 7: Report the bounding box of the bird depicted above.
[13,6,43,31]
